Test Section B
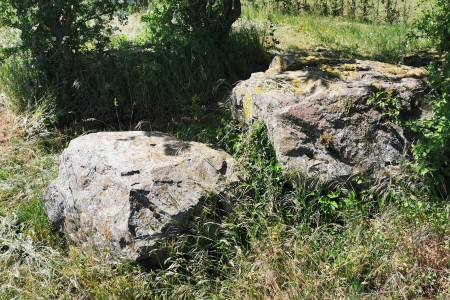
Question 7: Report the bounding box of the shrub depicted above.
[0,0,129,66]
[410,0,450,180]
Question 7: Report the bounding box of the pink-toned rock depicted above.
[231,54,430,183]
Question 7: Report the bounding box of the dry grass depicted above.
[0,119,448,299]
[112,12,147,42]
[0,94,22,149]
[222,207,450,299]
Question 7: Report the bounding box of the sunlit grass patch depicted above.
[243,8,431,63]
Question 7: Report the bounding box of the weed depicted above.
[367,90,403,123]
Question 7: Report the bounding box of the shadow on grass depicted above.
[0,27,271,129]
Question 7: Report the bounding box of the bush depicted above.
[0,0,129,65]
[410,0,450,180]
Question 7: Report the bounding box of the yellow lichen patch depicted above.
[265,68,280,75]
[273,56,283,68]
[290,77,307,94]
[251,86,265,95]
[330,83,342,92]
[293,87,303,94]
[389,67,427,78]
[347,71,357,78]
[371,62,428,78]
[342,98,357,114]
[243,95,254,120]
[328,97,356,115]
[340,64,357,71]
[321,64,334,73]
[320,131,335,148]
[326,65,360,80]
[266,56,284,74]
[292,78,305,85]
[328,68,348,80]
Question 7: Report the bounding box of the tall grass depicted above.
[0,25,269,125]
[244,0,425,23]
[0,4,448,299]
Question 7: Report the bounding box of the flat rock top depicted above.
[67,131,232,175]
[232,54,430,183]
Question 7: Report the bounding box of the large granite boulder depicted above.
[231,54,430,183]
[44,132,238,261]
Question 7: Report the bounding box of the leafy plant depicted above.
[367,90,403,124]
[217,120,284,201]
[410,0,450,179]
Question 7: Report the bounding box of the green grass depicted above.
[0,140,58,213]
[243,0,426,23]
[243,7,431,63]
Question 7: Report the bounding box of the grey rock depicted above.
[231,54,430,183]
[44,131,238,261]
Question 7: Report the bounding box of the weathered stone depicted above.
[231,54,430,183]
[44,131,238,261]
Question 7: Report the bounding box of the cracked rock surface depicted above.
[231,54,430,183]
[44,131,238,261]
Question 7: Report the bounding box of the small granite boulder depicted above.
[231,54,430,183]
[44,131,238,261]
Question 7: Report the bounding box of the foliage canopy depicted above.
[143,0,242,44]
[0,0,129,65]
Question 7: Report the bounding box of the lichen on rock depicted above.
[231,53,430,184]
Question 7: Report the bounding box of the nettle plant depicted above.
[0,0,130,64]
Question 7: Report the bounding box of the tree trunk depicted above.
[187,0,241,42]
